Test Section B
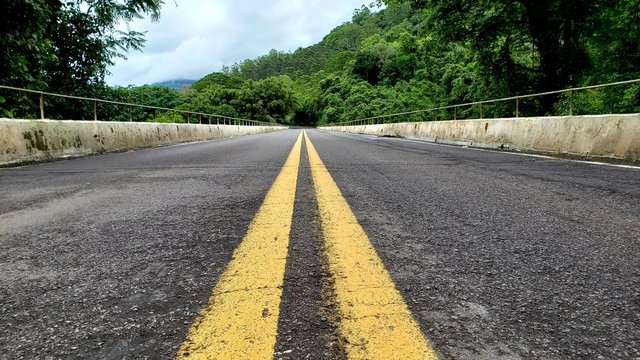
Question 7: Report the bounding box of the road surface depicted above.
[1,129,638,359]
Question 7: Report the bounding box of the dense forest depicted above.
[1,1,639,126]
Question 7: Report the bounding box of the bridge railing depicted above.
[326,78,640,126]
[0,85,282,127]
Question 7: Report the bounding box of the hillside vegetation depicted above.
[2,1,639,125]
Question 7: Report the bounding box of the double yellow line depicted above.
[177,131,437,359]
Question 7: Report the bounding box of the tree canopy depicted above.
[2,1,639,124]
[1,0,162,118]
[172,1,640,125]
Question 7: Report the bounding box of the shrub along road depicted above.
[0,129,638,359]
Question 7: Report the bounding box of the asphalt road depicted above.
[1,129,638,359]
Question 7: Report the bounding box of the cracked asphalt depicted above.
[1,129,639,359]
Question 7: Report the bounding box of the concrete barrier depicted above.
[321,114,640,161]
[0,119,286,166]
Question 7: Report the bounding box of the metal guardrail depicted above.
[0,84,282,127]
[327,78,640,126]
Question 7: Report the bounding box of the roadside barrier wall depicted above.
[0,119,286,166]
[321,115,640,160]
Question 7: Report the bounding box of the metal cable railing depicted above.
[0,84,283,127]
[326,78,640,126]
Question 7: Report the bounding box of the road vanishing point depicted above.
[1,129,638,359]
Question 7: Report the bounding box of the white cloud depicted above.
[107,0,370,86]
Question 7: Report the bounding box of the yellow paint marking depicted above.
[177,131,303,360]
[304,131,437,359]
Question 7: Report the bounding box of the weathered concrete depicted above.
[321,114,640,160]
[0,119,285,166]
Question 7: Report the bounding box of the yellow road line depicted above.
[304,131,437,359]
[177,131,303,360]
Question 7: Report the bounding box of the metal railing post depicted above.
[454,107,457,120]
[93,100,97,121]
[39,94,44,120]
[515,97,520,118]
[569,90,574,116]
[480,103,483,119]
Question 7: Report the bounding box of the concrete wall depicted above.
[0,119,286,166]
[321,114,640,160]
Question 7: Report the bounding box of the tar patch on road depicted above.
[274,136,346,359]
[177,133,303,358]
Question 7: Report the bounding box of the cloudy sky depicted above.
[106,0,371,86]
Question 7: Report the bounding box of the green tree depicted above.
[353,35,397,85]
[233,76,297,123]
[1,0,163,119]
[191,73,246,91]
[382,0,597,112]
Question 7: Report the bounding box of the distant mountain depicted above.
[152,79,196,90]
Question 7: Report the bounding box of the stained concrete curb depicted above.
[0,119,286,166]
[321,114,640,160]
